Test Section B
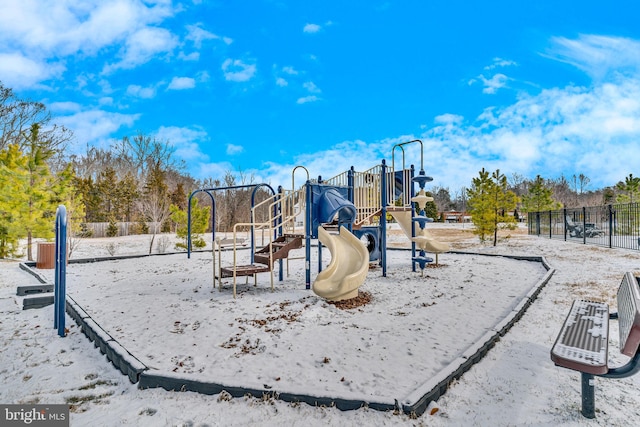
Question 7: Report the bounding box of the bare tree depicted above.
[0,81,72,156]
[508,173,528,197]
[431,186,453,212]
[138,190,172,254]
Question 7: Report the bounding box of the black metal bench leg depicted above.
[581,372,595,418]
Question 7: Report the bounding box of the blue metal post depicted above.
[187,192,193,258]
[347,167,354,233]
[410,164,416,272]
[187,190,216,259]
[316,176,323,275]
[305,181,312,289]
[54,205,67,338]
[380,160,387,276]
[277,186,284,282]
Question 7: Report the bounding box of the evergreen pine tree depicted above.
[0,144,30,257]
[96,166,120,222]
[422,191,439,222]
[51,164,86,258]
[170,198,210,250]
[23,124,56,260]
[106,215,119,237]
[521,175,561,212]
[467,168,519,246]
[615,174,640,203]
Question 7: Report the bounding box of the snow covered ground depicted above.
[2,224,640,426]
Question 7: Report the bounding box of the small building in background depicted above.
[441,211,471,223]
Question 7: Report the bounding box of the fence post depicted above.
[608,204,613,249]
[548,210,552,239]
[54,205,67,338]
[563,208,567,241]
[582,207,587,244]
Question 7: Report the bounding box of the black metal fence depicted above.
[527,202,640,250]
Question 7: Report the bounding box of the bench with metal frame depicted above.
[550,272,640,418]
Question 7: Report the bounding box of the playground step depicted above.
[219,265,271,278]
[385,206,413,212]
[254,235,303,266]
[22,295,55,310]
[16,284,54,296]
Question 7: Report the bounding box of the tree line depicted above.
[462,170,640,246]
[2,80,639,256]
[0,81,270,259]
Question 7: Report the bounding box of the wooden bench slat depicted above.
[551,300,609,375]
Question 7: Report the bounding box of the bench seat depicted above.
[550,272,640,418]
[551,300,609,375]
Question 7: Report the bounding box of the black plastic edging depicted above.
[22,295,54,310]
[138,372,397,412]
[17,284,54,296]
[19,262,48,284]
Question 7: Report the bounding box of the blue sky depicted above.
[1,1,640,193]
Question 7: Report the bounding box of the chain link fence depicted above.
[528,202,640,250]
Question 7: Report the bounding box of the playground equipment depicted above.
[387,140,450,272]
[390,210,449,264]
[312,226,369,301]
[186,139,447,299]
[304,182,368,301]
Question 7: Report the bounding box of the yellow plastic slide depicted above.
[389,211,450,254]
[312,226,369,302]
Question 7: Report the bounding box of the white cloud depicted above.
[126,84,156,99]
[484,57,517,70]
[475,73,509,94]
[197,161,235,179]
[185,23,220,48]
[282,66,298,75]
[48,101,82,113]
[255,139,384,188]
[546,34,640,80]
[56,109,140,155]
[155,125,209,162]
[222,58,257,82]
[0,1,179,85]
[0,53,65,89]
[168,77,196,90]
[303,81,321,93]
[296,95,320,104]
[434,114,464,125]
[197,67,640,191]
[179,51,200,61]
[226,144,244,155]
[104,27,178,73]
[418,75,640,190]
[303,23,321,33]
[276,77,288,87]
[196,71,210,82]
